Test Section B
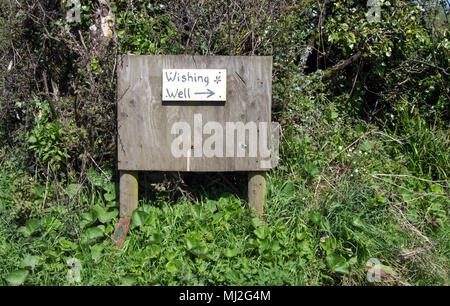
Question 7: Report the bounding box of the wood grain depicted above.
[117,55,273,171]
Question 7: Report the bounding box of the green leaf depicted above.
[303,162,319,177]
[326,253,349,275]
[373,264,396,276]
[28,135,37,143]
[254,226,269,240]
[225,248,240,258]
[87,168,105,187]
[121,277,136,286]
[360,141,373,152]
[281,181,295,197]
[20,255,40,270]
[59,239,77,251]
[205,200,217,213]
[352,216,365,228]
[271,240,280,252]
[130,210,150,229]
[82,226,104,242]
[166,258,181,274]
[309,211,322,225]
[104,192,116,202]
[330,110,339,119]
[66,184,81,199]
[18,219,40,237]
[185,233,202,250]
[431,184,444,194]
[251,217,261,228]
[296,232,306,241]
[93,205,117,224]
[6,270,29,286]
[320,237,337,252]
[82,211,97,222]
[90,244,104,263]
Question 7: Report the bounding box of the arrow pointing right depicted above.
[194,88,215,98]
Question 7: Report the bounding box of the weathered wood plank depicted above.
[117,55,273,172]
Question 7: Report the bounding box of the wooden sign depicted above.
[117,55,276,172]
[162,69,227,101]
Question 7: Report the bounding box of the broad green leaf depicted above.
[6,270,29,286]
[281,181,295,197]
[431,184,444,194]
[18,219,40,237]
[185,233,202,250]
[90,244,104,263]
[82,226,104,242]
[225,248,240,258]
[296,232,306,241]
[254,226,269,240]
[320,237,337,252]
[271,240,281,252]
[352,216,365,228]
[20,255,40,269]
[205,200,217,213]
[326,253,349,275]
[121,277,137,286]
[251,217,261,228]
[309,211,322,225]
[93,205,117,224]
[104,192,116,202]
[130,210,149,229]
[87,168,105,187]
[373,264,396,276]
[360,141,373,152]
[66,184,81,199]
[303,162,319,177]
[28,135,37,143]
[59,239,77,251]
[166,259,181,274]
[81,210,97,223]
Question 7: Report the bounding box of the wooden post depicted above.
[248,171,266,217]
[113,170,138,248]
[119,170,138,217]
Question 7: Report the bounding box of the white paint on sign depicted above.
[162,69,227,101]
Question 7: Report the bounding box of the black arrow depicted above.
[194,88,215,98]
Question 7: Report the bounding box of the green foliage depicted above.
[26,100,70,170]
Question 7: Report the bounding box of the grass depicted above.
[0,88,448,286]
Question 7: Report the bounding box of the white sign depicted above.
[162,69,226,101]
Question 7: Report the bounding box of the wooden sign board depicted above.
[117,55,276,172]
[162,69,227,101]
